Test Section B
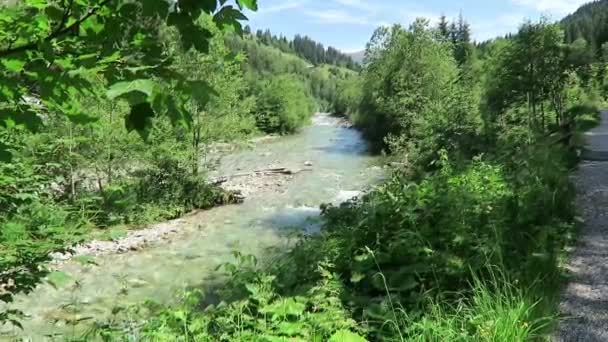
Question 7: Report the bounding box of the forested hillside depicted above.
[1,0,607,341]
[224,31,359,118]
[245,26,359,70]
[562,0,608,51]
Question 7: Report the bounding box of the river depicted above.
[3,114,384,340]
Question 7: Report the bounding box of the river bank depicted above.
[48,115,350,262]
[2,113,384,339]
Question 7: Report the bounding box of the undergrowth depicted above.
[81,133,581,341]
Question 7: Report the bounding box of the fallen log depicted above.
[210,167,311,184]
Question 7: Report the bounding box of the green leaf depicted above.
[260,298,306,319]
[350,272,365,284]
[213,5,247,34]
[0,109,42,132]
[142,0,170,17]
[1,59,26,73]
[237,0,258,11]
[44,5,64,21]
[277,321,305,336]
[199,0,218,13]
[329,330,367,342]
[0,142,11,162]
[107,79,157,100]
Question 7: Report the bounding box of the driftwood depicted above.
[211,167,311,185]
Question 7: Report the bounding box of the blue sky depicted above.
[245,0,590,52]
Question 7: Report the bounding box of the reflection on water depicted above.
[4,114,384,339]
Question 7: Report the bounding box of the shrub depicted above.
[254,74,315,134]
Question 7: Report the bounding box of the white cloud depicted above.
[472,13,526,41]
[511,0,589,15]
[304,9,371,25]
[258,0,305,15]
[331,0,376,13]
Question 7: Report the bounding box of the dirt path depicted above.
[556,110,608,341]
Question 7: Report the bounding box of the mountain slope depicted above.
[561,0,608,48]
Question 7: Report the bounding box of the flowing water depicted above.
[4,114,384,340]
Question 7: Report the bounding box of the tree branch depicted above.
[52,0,75,36]
[0,0,114,58]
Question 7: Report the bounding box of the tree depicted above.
[485,19,568,132]
[255,74,315,134]
[0,0,258,160]
[438,15,450,40]
[0,0,259,321]
[454,14,474,66]
[359,19,481,165]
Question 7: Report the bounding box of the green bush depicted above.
[0,202,88,311]
[254,74,315,134]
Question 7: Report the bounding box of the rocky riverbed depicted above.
[49,114,352,262]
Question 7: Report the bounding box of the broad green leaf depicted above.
[260,298,306,318]
[44,5,64,21]
[329,330,367,342]
[107,79,157,100]
[237,0,258,11]
[1,59,26,72]
[213,5,247,34]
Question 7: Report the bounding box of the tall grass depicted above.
[394,267,554,342]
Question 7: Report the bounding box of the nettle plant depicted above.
[0,0,258,159]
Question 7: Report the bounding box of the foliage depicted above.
[0,0,258,160]
[358,20,482,168]
[249,27,360,70]
[333,75,363,117]
[561,0,608,54]
[0,201,89,309]
[3,2,606,341]
[226,32,358,117]
[108,10,600,342]
[254,74,315,134]
[87,258,366,342]
[0,0,260,325]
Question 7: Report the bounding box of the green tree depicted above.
[485,19,567,132]
[255,74,315,134]
[0,0,258,160]
[359,19,481,166]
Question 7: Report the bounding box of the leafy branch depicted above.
[0,0,113,58]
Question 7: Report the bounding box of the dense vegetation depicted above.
[225,30,360,115]
[561,0,608,55]
[1,1,606,341]
[0,0,328,327]
[90,15,604,342]
[246,26,359,70]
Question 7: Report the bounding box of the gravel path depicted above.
[556,110,608,342]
